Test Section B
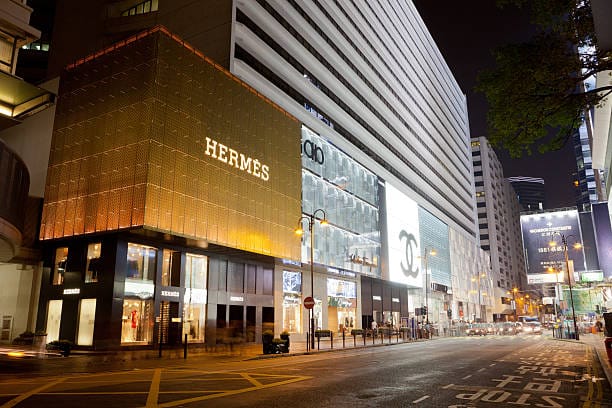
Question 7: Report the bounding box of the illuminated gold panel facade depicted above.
[41,29,302,260]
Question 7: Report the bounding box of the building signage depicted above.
[204,137,269,181]
[301,140,325,164]
[349,253,377,267]
[63,288,80,295]
[230,296,244,302]
[161,290,180,298]
[386,183,422,288]
[520,210,586,281]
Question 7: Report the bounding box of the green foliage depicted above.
[476,0,612,157]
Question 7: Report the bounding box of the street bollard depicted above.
[158,340,162,358]
[372,330,375,345]
[342,330,345,348]
[363,331,366,346]
[317,333,320,350]
[353,332,356,348]
[331,331,334,349]
[306,332,310,352]
[184,333,188,359]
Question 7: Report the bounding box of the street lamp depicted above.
[507,287,519,322]
[549,232,582,340]
[422,247,436,325]
[295,208,328,350]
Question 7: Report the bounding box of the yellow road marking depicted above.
[0,377,66,408]
[240,373,263,387]
[157,375,312,408]
[146,368,162,408]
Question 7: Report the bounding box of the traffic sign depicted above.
[303,296,315,309]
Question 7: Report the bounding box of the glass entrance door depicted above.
[46,300,63,343]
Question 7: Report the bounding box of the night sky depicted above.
[413,0,577,209]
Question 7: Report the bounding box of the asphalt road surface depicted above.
[0,335,610,407]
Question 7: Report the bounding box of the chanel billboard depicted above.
[385,183,422,288]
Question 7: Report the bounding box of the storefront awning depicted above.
[0,71,54,129]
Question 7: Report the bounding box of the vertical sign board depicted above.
[592,202,612,280]
[520,210,586,284]
[385,183,422,288]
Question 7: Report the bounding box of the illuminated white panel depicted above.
[386,183,421,287]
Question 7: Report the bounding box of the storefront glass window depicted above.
[53,247,68,285]
[126,243,156,281]
[162,249,180,287]
[121,299,154,344]
[327,278,357,332]
[77,299,96,346]
[183,253,208,342]
[85,243,101,283]
[282,271,302,333]
[46,300,63,343]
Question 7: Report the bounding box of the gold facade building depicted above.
[40,26,301,260]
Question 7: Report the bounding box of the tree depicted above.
[476,0,612,158]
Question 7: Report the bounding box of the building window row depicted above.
[234,45,476,235]
[121,0,158,17]
[236,8,473,201]
[254,0,471,177]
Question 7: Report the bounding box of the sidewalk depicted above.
[578,333,612,385]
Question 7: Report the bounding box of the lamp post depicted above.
[547,267,562,319]
[422,247,436,325]
[508,287,518,322]
[295,208,328,350]
[549,232,581,341]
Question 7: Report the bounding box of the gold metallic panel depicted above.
[41,28,301,260]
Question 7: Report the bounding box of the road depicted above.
[0,335,610,407]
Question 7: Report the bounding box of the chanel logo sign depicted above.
[302,140,325,164]
[399,230,419,278]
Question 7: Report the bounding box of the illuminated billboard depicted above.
[520,210,586,284]
[386,183,422,288]
[40,27,302,260]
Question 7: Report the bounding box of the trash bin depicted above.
[605,337,612,363]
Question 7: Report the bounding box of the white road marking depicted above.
[412,395,430,403]
[462,374,472,379]
[477,368,486,372]
[442,384,454,389]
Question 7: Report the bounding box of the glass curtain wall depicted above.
[301,126,380,276]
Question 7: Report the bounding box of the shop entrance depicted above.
[246,306,256,342]
[159,301,181,345]
[229,305,244,339]
[262,306,274,334]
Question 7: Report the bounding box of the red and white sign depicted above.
[303,296,315,309]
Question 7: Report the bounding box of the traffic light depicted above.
[447,309,452,319]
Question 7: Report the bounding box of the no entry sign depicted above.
[303,296,315,309]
